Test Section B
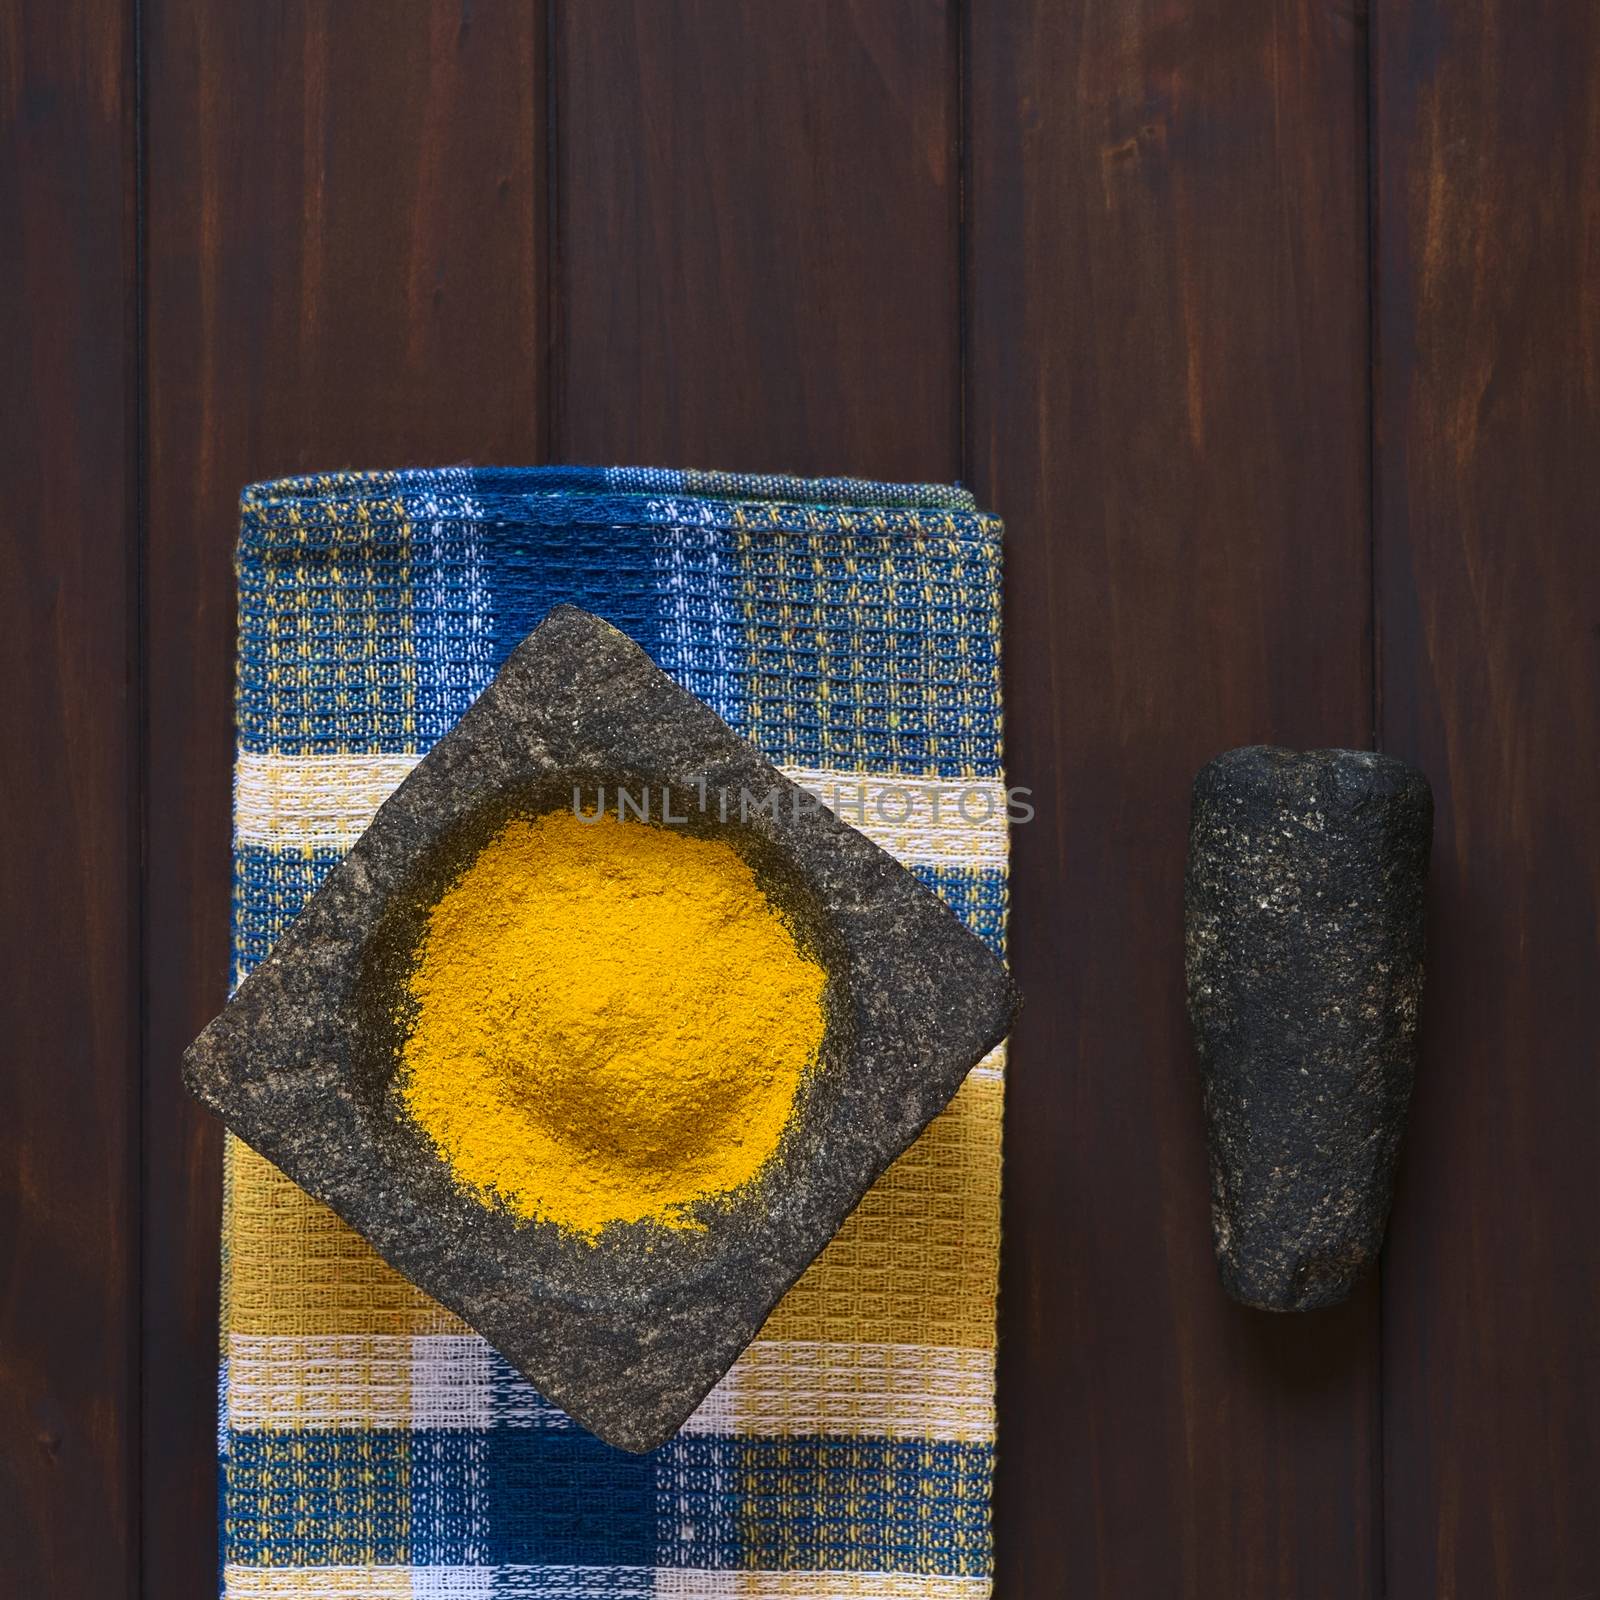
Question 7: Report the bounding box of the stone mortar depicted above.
[185,605,1019,1449]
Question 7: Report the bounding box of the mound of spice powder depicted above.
[398,809,829,1240]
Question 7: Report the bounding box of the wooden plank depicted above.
[967,2,1379,1593]
[140,4,547,1592]
[1373,4,1600,1594]
[0,3,140,1595]
[553,0,960,479]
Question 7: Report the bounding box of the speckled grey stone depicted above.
[185,605,1017,1451]
[1185,746,1431,1312]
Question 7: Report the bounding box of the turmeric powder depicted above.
[398,809,828,1241]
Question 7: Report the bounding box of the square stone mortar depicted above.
[185,604,1018,1453]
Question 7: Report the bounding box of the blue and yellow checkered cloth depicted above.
[221,466,1009,1599]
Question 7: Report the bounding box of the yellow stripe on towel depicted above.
[224,1062,1002,1350]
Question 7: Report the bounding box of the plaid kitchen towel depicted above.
[221,466,1009,1599]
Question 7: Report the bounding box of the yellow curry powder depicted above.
[398,809,828,1240]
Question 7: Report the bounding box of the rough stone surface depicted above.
[185,605,1018,1451]
[1185,746,1432,1312]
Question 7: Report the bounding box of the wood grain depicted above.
[967,2,1380,1593]
[0,3,139,1592]
[1373,4,1600,1594]
[9,3,1600,1593]
[140,4,546,1591]
[553,0,960,480]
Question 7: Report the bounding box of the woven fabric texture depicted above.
[221,466,1008,1599]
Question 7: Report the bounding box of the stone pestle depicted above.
[1184,746,1433,1311]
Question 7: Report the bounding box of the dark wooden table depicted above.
[5,3,1597,1595]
